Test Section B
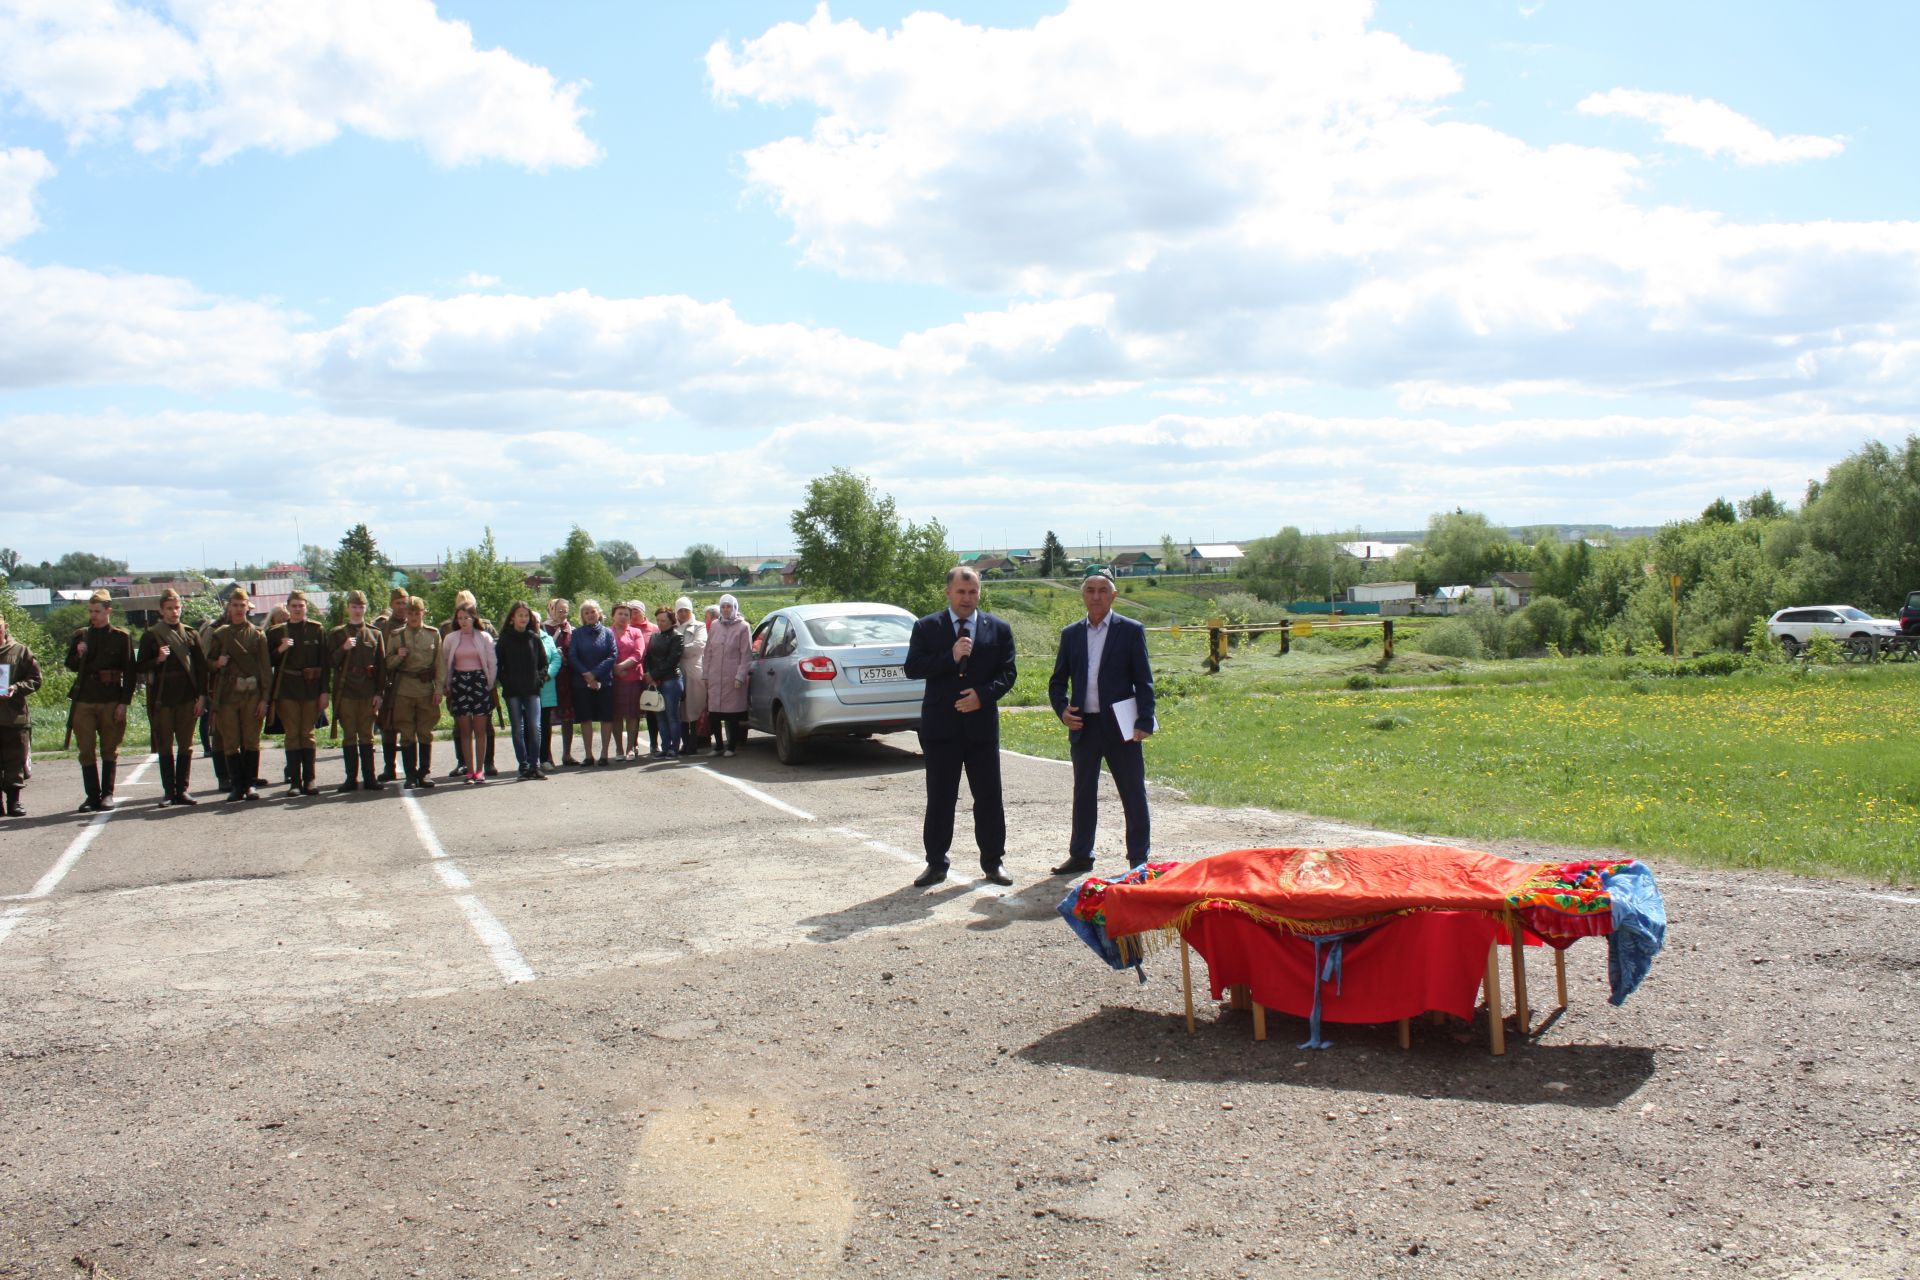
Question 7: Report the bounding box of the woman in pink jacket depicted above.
[703,594,753,758]
[440,602,498,785]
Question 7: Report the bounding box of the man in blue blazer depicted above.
[1047,572,1155,874]
[903,566,1019,887]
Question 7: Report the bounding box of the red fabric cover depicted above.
[1100,844,1544,940]
[1186,909,1502,1024]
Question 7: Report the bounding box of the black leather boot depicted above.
[298,749,319,796]
[243,750,263,801]
[3,787,21,817]
[210,745,230,789]
[416,741,437,788]
[225,753,248,803]
[173,748,197,804]
[155,750,177,807]
[99,757,117,807]
[340,748,360,793]
[378,735,398,783]
[359,745,383,792]
[78,762,103,812]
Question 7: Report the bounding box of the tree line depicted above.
[1235,436,1920,654]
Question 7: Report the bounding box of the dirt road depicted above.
[1,738,1913,1278]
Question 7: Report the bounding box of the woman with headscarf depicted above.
[609,602,646,761]
[566,599,616,766]
[440,599,497,785]
[495,600,548,780]
[644,603,684,759]
[542,598,575,766]
[673,597,708,756]
[704,594,753,758]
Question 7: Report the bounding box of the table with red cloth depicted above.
[1059,844,1664,1053]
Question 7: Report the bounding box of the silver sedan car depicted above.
[745,602,923,763]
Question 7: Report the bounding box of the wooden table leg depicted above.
[1397,1017,1411,1050]
[1554,946,1569,1010]
[1251,1000,1267,1042]
[1180,937,1196,1034]
[1229,984,1249,1011]
[1506,911,1530,1036]
[1483,942,1506,1056]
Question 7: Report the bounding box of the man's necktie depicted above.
[957,618,970,674]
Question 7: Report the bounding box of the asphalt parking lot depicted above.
[1,738,1914,1279]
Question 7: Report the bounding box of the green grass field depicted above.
[999,653,1920,884]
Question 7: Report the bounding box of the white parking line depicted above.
[402,793,535,984]
[687,765,817,820]
[0,755,158,950]
[0,906,26,947]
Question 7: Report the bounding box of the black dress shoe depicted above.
[913,864,948,887]
[1049,858,1095,877]
[981,867,1013,886]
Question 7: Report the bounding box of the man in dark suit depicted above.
[1048,572,1156,875]
[903,566,1019,887]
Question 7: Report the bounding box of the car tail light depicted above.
[798,656,837,681]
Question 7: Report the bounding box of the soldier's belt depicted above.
[300,667,322,681]
[233,676,259,692]
[96,669,124,685]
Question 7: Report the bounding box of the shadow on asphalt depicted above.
[714,734,924,782]
[1017,1004,1659,1106]
[798,880,975,942]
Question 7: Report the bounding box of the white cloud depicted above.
[459,271,501,288]
[0,256,295,389]
[0,0,598,168]
[1577,89,1844,165]
[0,144,53,245]
[707,1,1918,408]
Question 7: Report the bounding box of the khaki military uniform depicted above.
[266,619,329,751]
[206,620,270,752]
[137,619,207,755]
[389,625,442,747]
[65,624,135,765]
[374,608,409,775]
[327,621,385,746]
[136,619,208,804]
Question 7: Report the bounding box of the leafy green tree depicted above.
[1415,510,1513,589]
[1701,497,1737,525]
[596,539,641,574]
[1783,436,1920,612]
[39,552,128,587]
[549,526,619,605]
[1737,490,1787,521]
[683,543,726,581]
[0,548,20,576]
[1237,527,1311,602]
[426,529,528,625]
[299,543,333,584]
[789,468,955,613]
[791,468,903,603]
[1159,533,1180,572]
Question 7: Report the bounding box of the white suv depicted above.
[1766,605,1899,658]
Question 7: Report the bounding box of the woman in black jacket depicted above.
[643,604,685,760]
[496,601,550,780]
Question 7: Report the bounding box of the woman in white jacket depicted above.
[703,595,753,758]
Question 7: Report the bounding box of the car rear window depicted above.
[803,614,914,647]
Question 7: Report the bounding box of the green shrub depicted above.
[1417,618,1486,659]
[1805,632,1844,665]
[1741,614,1782,669]
[1345,673,1377,690]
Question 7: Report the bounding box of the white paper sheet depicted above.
[1112,695,1139,739]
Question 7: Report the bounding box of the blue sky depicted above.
[2,0,1916,569]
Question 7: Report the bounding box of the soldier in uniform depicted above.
[0,613,42,817]
[197,611,230,793]
[65,589,136,812]
[327,589,386,793]
[135,587,208,806]
[374,586,411,783]
[438,589,500,779]
[267,590,329,797]
[207,588,271,802]
[389,596,443,789]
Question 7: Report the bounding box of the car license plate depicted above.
[860,665,905,683]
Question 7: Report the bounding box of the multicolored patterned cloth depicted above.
[1059,845,1666,1005]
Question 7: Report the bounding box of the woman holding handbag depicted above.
[644,603,685,759]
